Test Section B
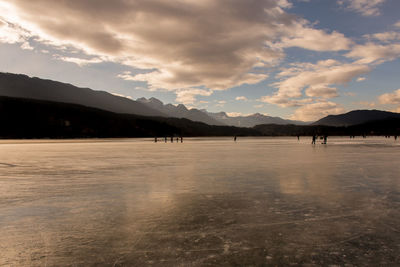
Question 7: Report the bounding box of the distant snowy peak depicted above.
[208,111,229,120]
[176,104,188,112]
[205,110,307,127]
[137,97,308,127]
[137,97,224,126]
[250,113,264,118]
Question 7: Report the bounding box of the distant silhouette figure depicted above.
[155,137,157,143]
[164,137,167,143]
[312,135,316,144]
[395,135,398,141]
[176,137,179,142]
[181,136,183,143]
[234,136,237,142]
[322,135,328,144]
[170,136,173,143]
[297,135,300,141]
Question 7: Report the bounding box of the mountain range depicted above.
[1,72,400,131]
[136,97,224,126]
[2,96,399,139]
[204,111,308,127]
[0,72,163,117]
[0,72,308,127]
[0,96,260,138]
[137,96,306,127]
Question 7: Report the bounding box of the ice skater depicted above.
[322,135,328,144]
[311,135,316,145]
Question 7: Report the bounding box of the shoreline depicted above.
[0,135,397,145]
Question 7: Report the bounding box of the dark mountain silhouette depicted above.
[1,96,399,139]
[2,72,399,134]
[0,72,164,117]
[255,118,400,136]
[0,96,260,138]
[254,124,331,136]
[205,111,308,127]
[313,110,400,126]
[0,72,311,127]
[137,97,225,126]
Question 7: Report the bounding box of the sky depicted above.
[1,0,400,121]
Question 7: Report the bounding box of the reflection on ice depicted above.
[0,137,399,266]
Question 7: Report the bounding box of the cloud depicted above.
[356,77,366,82]
[379,89,400,105]
[4,0,397,116]
[226,112,244,117]
[117,71,137,81]
[235,96,248,101]
[344,92,356,96]
[346,42,400,64]
[175,89,212,105]
[111,93,133,99]
[53,55,104,66]
[268,60,370,120]
[261,60,370,107]
[0,0,292,92]
[259,95,313,107]
[365,31,400,43]
[346,30,400,68]
[0,0,359,103]
[305,85,339,98]
[0,17,29,44]
[215,100,227,107]
[276,22,352,51]
[395,21,400,28]
[354,101,376,108]
[338,0,386,16]
[291,101,345,121]
[261,59,369,120]
[20,41,33,50]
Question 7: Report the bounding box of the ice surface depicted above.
[0,137,399,266]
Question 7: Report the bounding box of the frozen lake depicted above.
[0,137,399,266]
